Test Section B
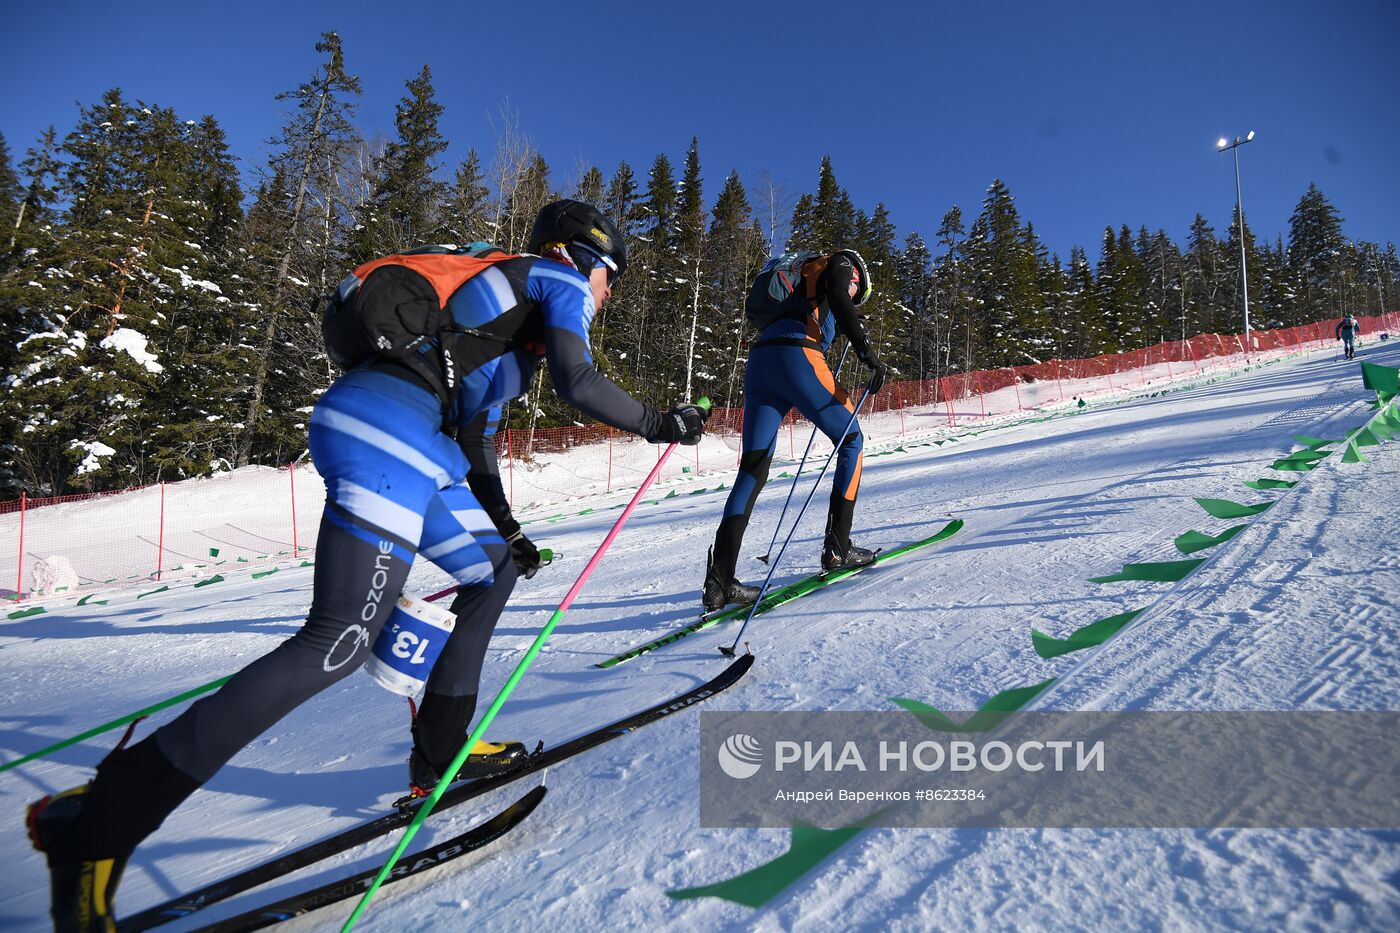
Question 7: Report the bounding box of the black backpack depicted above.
[745,250,822,330]
[321,244,521,409]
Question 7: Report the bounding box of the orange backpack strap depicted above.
[801,256,830,304]
[352,253,521,307]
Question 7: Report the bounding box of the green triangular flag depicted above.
[1195,498,1274,519]
[1360,361,1399,396]
[1090,558,1206,583]
[1174,524,1247,555]
[668,821,868,907]
[891,679,1056,733]
[1346,425,1381,448]
[1274,448,1328,464]
[1342,442,1368,464]
[1032,609,1144,658]
[1270,458,1320,472]
[1244,478,1296,490]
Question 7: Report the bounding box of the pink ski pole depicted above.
[345,398,710,929]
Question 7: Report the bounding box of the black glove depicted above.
[499,518,541,580]
[649,404,709,446]
[863,358,888,396]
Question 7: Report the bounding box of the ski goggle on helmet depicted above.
[834,248,873,306]
[528,199,627,287]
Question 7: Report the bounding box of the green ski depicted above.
[596,519,963,668]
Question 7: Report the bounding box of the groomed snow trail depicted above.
[2,342,1397,931]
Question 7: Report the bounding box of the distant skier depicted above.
[702,248,887,611]
[1336,314,1361,360]
[25,200,709,932]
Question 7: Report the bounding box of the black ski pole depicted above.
[722,376,876,657]
[758,343,852,564]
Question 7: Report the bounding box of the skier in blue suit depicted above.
[702,249,887,611]
[27,201,710,932]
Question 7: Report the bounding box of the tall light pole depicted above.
[1218,131,1256,339]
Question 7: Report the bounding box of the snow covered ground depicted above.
[0,339,1303,600]
[2,339,1398,931]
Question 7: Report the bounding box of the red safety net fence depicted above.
[3,312,1393,601]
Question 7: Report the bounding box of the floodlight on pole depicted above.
[1217,132,1256,339]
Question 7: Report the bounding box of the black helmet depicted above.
[528,200,627,284]
[833,248,872,306]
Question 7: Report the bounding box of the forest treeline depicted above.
[1,33,1395,497]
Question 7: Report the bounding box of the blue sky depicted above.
[2,0,1397,262]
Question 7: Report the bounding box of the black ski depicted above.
[118,653,754,931]
[190,785,547,932]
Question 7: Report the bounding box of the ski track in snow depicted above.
[2,343,1399,931]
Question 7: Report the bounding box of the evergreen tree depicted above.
[896,231,935,381]
[446,148,492,244]
[811,156,855,252]
[1016,222,1054,361]
[142,112,253,477]
[1138,227,1184,344]
[855,202,901,373]
[586,161,645,403]
[239,32,361,467]
[1184,214,1226,334]
[707,170,764,406]
[1098,224,1147,349]
[0,133,20,253]
[625,153,679,394]
[1255,235,1293,328]
[502,152,556,443]
[934,206,970,373]
[2,93,240,492]
[1222,207,1262,337]
[1356,241,1398,318]
[605,160,639,234]
[8,127,59,257]
[0,128,60,384]
[786,193,816,250]
[676,138,708,400]
[572,165,606,207]
[589,161,639,360]
[348,64,449,259]
[1062,245,1104,358]
[1287,182,1346,320]
[966,180,1040,366]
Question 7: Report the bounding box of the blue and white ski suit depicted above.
[154,256,663,783]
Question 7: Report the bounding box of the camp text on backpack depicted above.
[745,249,823,330]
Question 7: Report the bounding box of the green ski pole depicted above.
[0,675,232,774]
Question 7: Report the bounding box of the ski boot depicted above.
[407,738,528,797]
[821,539,877,572]
[702,547,761,612]
[27,785,128,933]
